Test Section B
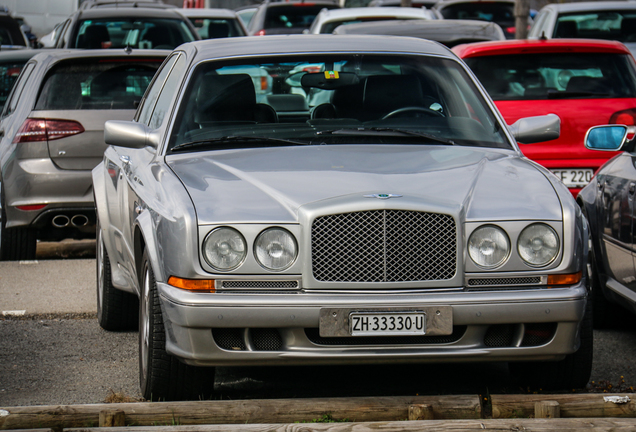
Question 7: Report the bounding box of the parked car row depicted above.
[1,0,636,404]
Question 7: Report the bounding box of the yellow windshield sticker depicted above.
[324,71,339,79]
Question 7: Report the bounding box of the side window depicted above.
[136,54,179,125]
[3,62,35,117]
[148,55,186,130]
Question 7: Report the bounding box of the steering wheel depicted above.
[382,106,444,119]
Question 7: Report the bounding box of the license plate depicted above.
[350,312,426,336]
[319,306,452,337]
[551,169,593,188]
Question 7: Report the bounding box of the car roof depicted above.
[80,0,176,9]
[334,19,501,34]
[175,8,238,19]
[76,7,185,19]
[260,0,340,8]
[28,47,172,65]
[540,1,636,13]
[452,38,632,58]
[0,48,48,62]
[316,7,432,20]
[186,34,454,62]
[434,0,516,8]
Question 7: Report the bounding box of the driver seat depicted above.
[362,75,425,121]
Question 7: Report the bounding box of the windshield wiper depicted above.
[171,136,310,152]
[316,127,456,146]
[547,90,609,99]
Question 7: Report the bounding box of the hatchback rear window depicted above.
[464,53,636,100]
[34,58,163,110]
[73,18,196,49]
[265,5,338,30]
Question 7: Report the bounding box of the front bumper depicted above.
[158,282,587,367]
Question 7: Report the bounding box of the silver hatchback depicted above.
[0,49,168,260]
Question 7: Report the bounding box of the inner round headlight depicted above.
[468,225,510,268]
[202,227,246,271]
[518,223,559,267]
[254,227,297,271]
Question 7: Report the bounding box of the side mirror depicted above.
[585,125,628,151]
[104,120,158,149]
[509,113,560,144]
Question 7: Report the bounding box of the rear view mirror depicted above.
[300,71,360,89]
[585,125,628,151]
[509,113,560,144]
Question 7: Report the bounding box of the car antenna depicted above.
[539,31,547,40]
[125,43,132,54]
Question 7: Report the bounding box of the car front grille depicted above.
[311,210,456,282]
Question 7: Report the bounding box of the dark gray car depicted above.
[333,19,505,47]
[52,8,199,49]
[0,49,169,261]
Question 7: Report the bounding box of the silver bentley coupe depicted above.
[94,35,591,400]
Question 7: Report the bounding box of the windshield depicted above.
[168,53,510,151]
[464,53,636,100]
[73,18,196,49]
[554,10,636,42]
[438,2,514,25]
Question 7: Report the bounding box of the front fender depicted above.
[134,209,163,291]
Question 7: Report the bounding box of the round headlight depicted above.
[202,227,246,271]
[518,223,559,267]
[468,225,510,268]
[254,227,297,271]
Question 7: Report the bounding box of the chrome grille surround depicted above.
[311,210,457,283]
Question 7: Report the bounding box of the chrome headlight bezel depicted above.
[202,227,247,272]
[254,227,298,271]
[468,224,511,269]
[517,223,560,268]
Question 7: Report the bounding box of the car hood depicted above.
[167,145,562,224]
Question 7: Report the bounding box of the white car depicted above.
[529,1,636,55]
[306,7,435,34]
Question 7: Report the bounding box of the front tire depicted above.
[138,249,215,401]
[96,222,138,331]
[509,297,593,390]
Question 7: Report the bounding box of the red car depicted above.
[453,39,636,197]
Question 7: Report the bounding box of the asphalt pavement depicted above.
[0,240,96,317]
[1,240,636,408]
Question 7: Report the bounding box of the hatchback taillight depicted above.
[255,29,266,36]
[610,108,636,139]
[13,118,85,143]
[610,108,636,126]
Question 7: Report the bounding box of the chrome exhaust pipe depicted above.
[71,214,89,227]
[52,215,70,228]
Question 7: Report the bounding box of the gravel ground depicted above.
[1,311,636,407]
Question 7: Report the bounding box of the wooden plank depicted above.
[534,401,560,419]
[0,396,481,430]
[407,404,434,420]
[491,393,636,418]
[65,417,636,431]
[99,411,125,428]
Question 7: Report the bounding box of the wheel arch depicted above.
[133,210,164,288]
